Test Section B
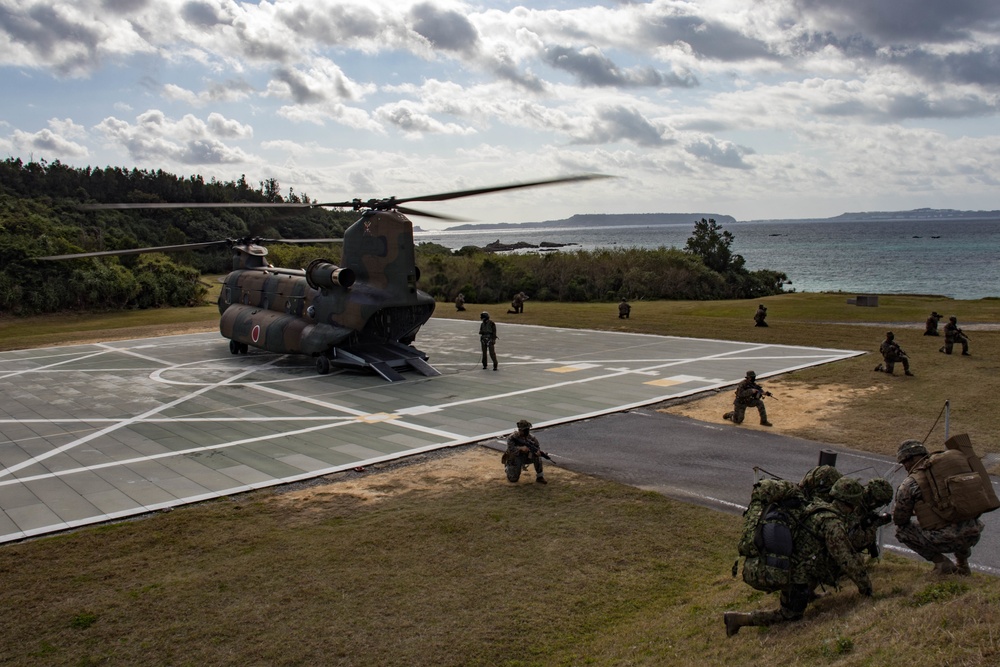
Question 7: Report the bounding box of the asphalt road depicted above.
[486,408,1000,576]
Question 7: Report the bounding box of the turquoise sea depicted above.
[415,218,1000,300]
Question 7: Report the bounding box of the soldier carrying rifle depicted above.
[723,370,774,427]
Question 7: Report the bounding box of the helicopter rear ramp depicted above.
[0,318,861,543]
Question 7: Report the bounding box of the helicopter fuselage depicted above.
[216,209,436,368]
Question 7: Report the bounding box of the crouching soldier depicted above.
[723,371,773,427]
[503,420,548,484]
[725,477,873,636]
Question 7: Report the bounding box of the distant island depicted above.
[442,208,1000,231]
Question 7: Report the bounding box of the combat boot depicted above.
[956,556,971,576]
[722,411,734,421]
[905,371,914,376]
[723,612,754,637]
[931,555,956,575]
[760,420,773,427]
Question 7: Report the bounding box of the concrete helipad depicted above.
[0,318,861,543]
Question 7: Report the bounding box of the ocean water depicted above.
[415,218,1000,300]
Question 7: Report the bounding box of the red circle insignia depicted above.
[251,324,261,343]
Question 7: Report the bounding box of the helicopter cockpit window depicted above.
[224,287,231,305]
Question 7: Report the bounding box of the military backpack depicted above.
[911,435,1000,530]
[735,479,805,592]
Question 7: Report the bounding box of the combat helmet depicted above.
[896,439,928,464]
[829,477,865,508]
[480,311,490,320]
[886,331,894,340]
[863,478,894,508]
[799,465,842,500]
[746,370,756,379]
[516,419,532,431]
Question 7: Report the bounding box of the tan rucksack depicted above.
[910,434,1000,530]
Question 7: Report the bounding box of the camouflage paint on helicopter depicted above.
[217,209,437,380]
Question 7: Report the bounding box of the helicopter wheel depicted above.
[229,340,240,355]
[239,343,249,355]
[316,356,331,375]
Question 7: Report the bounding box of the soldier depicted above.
[893,439,984,575]
[940,317,970,355]
[924,311,942,336]
[455,293,466,311]
[479,311,498,371]
[618,298,631,319]
[799,465,842,503]
[507,291,529,314]
[503,419,548,484]
[848,478,894,558]
[754,304,768,327]
[723,371,773,427]
[724,478,873,636]
[874,331,913,376]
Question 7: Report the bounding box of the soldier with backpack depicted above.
[893,439,987,575]
[725,476,873,636]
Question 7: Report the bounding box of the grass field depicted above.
[1,294,999,666]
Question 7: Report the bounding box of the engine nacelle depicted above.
[306,259,356,290]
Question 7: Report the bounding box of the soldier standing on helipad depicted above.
[479,311,498,371]
[723,371,773,427]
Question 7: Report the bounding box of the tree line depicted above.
[0,158,788,315]
[0,158,354,314]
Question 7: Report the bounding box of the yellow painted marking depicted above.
[644,378,683,387]
[546,363,600,373]
[358,413,399,423]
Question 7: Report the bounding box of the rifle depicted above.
[511,433,552,461]
[528,441,553,461]
[751,382,776,400]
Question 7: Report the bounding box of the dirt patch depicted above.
[268,444,580,511]
[659,379,886,438]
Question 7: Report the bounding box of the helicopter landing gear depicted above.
[228,340,249,355]
[316,355,331,375]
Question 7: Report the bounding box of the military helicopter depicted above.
[40,174,606,381]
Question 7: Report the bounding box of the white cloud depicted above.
[12,127,89,158]
[94,109,254,164]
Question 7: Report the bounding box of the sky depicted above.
[2,0,1000,229]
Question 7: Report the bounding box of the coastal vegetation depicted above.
[1,159,785,315]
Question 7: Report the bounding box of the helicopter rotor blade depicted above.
[394,173,612,205]
[79,202,317,210]
[394,206,468,222]
[255,238,344,245]
[37,240,230,261]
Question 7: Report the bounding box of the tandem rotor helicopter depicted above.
[40,174,606,382]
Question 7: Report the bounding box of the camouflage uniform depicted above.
[723,372,772,426]
[618,298,631,319]
[847,478,893,558]
[455,293,466,311]
[893,476,983,569]
[924,312,942,336]
[508,291,528,314]
[875,332,912,375]
[725,496,872,636]
[799,465,843,504]
[893,439,983,575]
[754,305,768,327]
[941,317,970,355]
[479,312,498,370]
[504,420,546,483]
